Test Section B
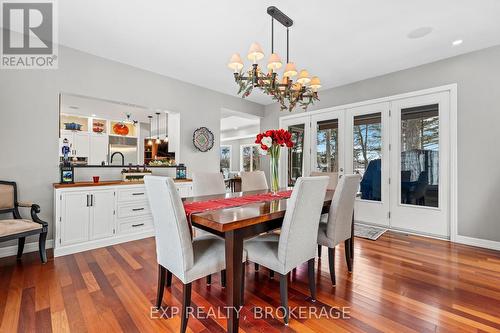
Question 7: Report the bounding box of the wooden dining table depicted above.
[184,188,344,333]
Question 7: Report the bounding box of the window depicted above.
[240,144,261,172]
[220,145,232,175]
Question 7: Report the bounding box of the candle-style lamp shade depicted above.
[310,76,321,91]
[267,53,282,71]
[227,53,244,71]
[247,42,265,63]
[297,69,311,84]
[283,62,297,77]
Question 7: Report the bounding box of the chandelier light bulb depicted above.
[283,62,297,77]
[155,138,161,144]
[227,53,244,71]
[247,42,265,63]
[310,76,322,91]
[297,69,311,84]
[267,53,283,71]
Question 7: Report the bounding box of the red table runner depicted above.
[183,190,292,219]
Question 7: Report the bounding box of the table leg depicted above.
[225,230,244,333]
[350,210,355,268]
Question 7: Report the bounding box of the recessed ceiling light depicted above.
[68,105,79,110]
[233,127,238,130]
[452,39,463,46]
[407,27,433,39]
[91,114,97,117]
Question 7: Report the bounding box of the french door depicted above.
[279,89,452,238]
[345,103,390,227]
[389,92,450,237]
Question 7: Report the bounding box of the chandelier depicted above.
[228,6,321,112]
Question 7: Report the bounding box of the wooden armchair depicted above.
[0,181,48,263]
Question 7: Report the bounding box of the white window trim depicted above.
[240,144,260,171]
[220,145,232,171]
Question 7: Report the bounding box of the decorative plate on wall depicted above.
[193,127,214,152]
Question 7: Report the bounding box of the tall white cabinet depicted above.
[54,181,193,256]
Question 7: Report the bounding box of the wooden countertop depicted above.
[53,178,192,189]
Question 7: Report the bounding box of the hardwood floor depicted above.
[1,231,500,332]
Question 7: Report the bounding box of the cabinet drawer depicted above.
[117,187,147,202]
[118,217,153,234]
[117,201,151,219]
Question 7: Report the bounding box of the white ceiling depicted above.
[55,0,500,105]
[220,115,260,132]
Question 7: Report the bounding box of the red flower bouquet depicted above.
[255,129,294,193]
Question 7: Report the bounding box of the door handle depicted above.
[90,194,94,206]
[132,192,145,196]
[86,194,90,207]
[339,168,344,172]
[132,223,144,227]
[132,208,144,211]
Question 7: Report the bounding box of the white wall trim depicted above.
[455,235,500,251]
[0,239,55,259]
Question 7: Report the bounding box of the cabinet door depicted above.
[90,190,116,240]
[61,192,90,246]
[73,132,90,158]
[89,134,108,165]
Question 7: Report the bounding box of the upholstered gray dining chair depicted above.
[192,171,227,286]
[244,176,329,325]
[192,172,226,197]
[144,176,246,333]
[240,171,268,192]
[317,174,361,286]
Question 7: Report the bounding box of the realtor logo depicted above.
[1,0,58,69]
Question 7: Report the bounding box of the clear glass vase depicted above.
[269,145,280,194]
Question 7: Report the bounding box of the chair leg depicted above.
[17,237,25,260]
[279,273,289,325]
[254,263,259,271]
[344,239,353,272]
[166,270,172,287]
[206,274,212,285]
[221,270,226,288]
[241,264,245,306]
[39,232,47,263]
[269,270,275,279]
[307,259,316,301]
[328,248,336,286]
[156,265,166,309]
[317,244,322,258]
[181,283,192,333]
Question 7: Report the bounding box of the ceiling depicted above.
[220,116,260,132]
[54,1,500,105]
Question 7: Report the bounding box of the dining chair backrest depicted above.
[144,176,193,281]
[192,172,226,196]
[310,171,339,190]
[240,171,268,192]
[278,176,329,272]
[326,174,361,246]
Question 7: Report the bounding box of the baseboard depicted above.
[54,229,155,257]
[0,239,55,258]
[454,235,500,251]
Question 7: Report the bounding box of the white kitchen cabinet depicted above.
[90,190,116,240]
[73,132,90,158]
[61,192,90,246]
[54,181,192,257]
[89,134,109,165]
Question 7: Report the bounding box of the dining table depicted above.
[184,188,349,333]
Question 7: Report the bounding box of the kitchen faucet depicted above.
[110,151,125,165]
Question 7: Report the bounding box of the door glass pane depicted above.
[316,119,338,172]
[242,146,251,171]
[288,124,305,186]
[354,113,382,201]
[220,146,231,174]
[400,104,439,207]
[251,146,260,171]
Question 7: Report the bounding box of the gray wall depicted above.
[262,45,500,243]
[0,44,264,246]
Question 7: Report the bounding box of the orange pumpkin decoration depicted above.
[113,123,129,136]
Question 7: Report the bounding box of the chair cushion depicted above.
[244,235,285,275]
[184,235,246,284]
[317,222,336,248]
[0,184,14,210]
[0,219,42,237]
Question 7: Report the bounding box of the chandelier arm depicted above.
[271,17,274,54]
[286,27,289,63]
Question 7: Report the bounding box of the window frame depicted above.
[220,144,232,171]
[240,144,260,172]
